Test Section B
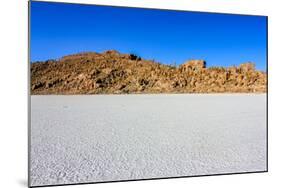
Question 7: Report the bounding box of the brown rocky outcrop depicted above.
[179,60,206,72]
[31,50,267,94]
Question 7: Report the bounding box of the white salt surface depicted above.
[30,94,267,186]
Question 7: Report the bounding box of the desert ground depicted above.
[30,94,267,186]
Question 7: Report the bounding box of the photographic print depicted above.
[29,1,268,187]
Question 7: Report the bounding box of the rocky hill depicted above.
[31,50,267,94]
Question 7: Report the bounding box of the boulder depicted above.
[179,60,206,72]
[239,63,255,73]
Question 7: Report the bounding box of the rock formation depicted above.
[31,50,267,94]
[179,60,206,72]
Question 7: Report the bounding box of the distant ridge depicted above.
[31,50,267,94]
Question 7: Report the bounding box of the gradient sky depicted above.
[30,1,267,71]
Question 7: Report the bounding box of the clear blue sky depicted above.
[30,1,267,71]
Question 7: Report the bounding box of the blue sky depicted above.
[30,1,267,71]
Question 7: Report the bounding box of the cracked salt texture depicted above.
[30,94,267,186]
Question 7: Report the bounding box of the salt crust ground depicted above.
[30,94,267,186]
